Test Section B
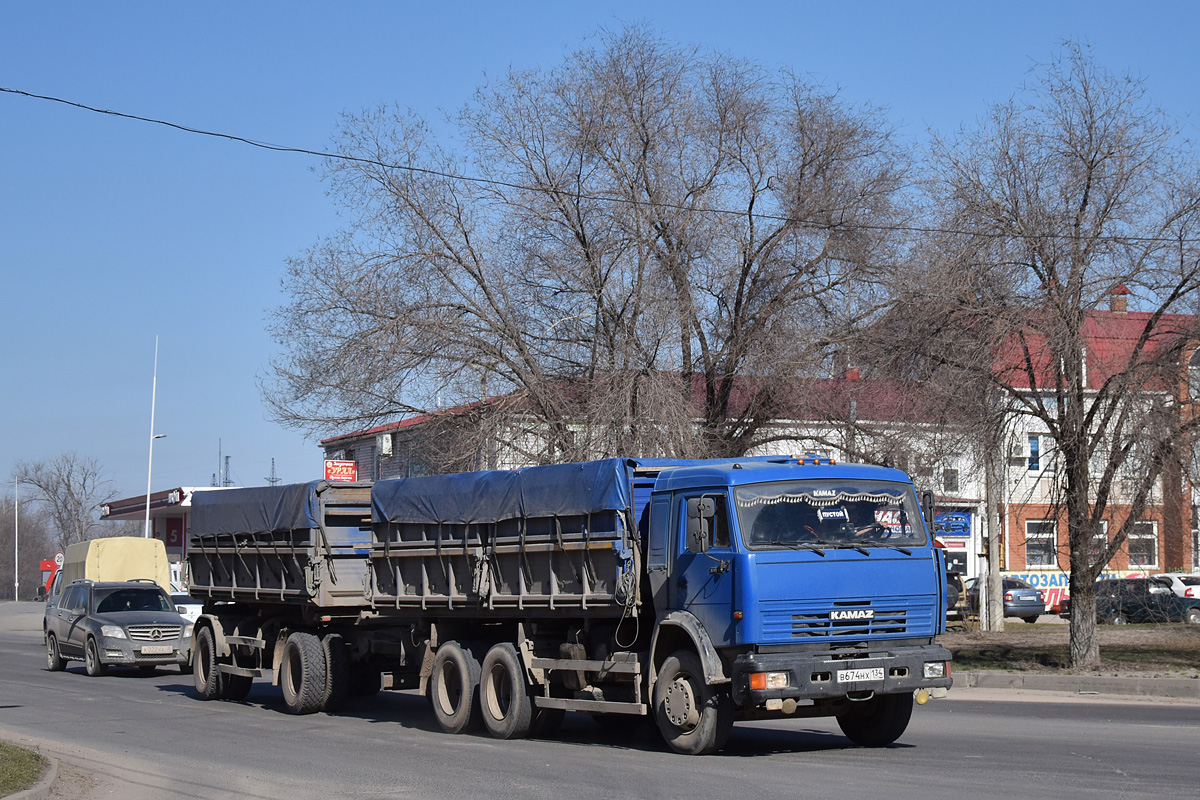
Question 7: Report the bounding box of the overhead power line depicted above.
[4,85,1200,246]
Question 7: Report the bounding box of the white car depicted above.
[1156,573,1200,599]
[170,593,203,624]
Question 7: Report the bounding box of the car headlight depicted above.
[183,624,194,639]
[100,625,127,639]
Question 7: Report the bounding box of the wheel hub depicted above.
[663,677,700,728]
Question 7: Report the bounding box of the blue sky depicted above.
[3,1,1198,499]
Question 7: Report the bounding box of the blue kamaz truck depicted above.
[186,456,951,754]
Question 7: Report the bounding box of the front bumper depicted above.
[731,642,953,707]
[100,637,189,667]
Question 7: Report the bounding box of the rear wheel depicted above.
[320,633,350,712]
[836,692,913,747]
[480,643,532,740]
[429,641,482,734]
[1022,615,1039,624]
[1184,607,1200,625]
[46,633,65,671]
[85,637,107,677]
[193,626,223,700]
[280,632,326,715]
[1105,613,1128,625]
[653,649,734,755]
[138,665,158,676]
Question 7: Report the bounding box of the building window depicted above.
[1128,522,1158,568]
[1088,521,1109,567]
[942,468,959,495]
[1028,435,1040,471]
[1025,520,1057,567]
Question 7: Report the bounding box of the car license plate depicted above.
[837,667,884,684]
[140,645,173,655]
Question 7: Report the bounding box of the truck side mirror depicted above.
[920,490,934,532]
[686,497,716,554]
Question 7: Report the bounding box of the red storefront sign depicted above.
[324,460,358,482]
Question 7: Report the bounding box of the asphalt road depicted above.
[2,600,1198,800]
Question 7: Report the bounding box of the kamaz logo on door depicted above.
[830,609,874,621]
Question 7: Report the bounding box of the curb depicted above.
[8,753,58,800]
[955,670,1200,699]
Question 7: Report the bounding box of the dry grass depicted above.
[943,622,1200,677]
[0,741,46,797]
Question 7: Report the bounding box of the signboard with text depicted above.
[324,460,358,482]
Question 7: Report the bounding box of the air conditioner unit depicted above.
[377,433,394,458]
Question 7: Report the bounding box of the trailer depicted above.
[186,456,952,754]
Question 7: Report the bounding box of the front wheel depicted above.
[85,637,107,677]
[46,633,65,671]
[1022,616,1040,624]
[653,649,734,755]
[479,643,532,740]
[1105,613,1128,625]
[836,692,913,747]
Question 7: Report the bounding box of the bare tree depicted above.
[912,44,1200,667]
[13,454,117,553]
[0,494,54,600]
[264,25,908,461]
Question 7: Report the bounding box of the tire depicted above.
[280,632,327,715]
[193,626,223,700]
[836,692,913,747]
[178,659,194,676]
[320,633,350,712]
[1185,607,1200,625]
[653,649,734,755]
[46,633,65,672]
[222,673,253,701]
[529,706,565,738]
[479,643,533,740]
[1105,613,1128,625]
[85,637,108,677]
[429,641,482,734]
[1023,616,1040,624]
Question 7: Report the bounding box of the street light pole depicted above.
[144,336,166,538]
[13,478,17,602]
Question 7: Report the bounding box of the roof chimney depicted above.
[1111,284,1130,313]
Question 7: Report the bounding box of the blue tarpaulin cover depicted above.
[372,458,633,524]
[190,482,323,537]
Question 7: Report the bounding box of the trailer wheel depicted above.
[429,641,482,734]
[281,632,327,715]
[480,643,533,739]
[222,673,253,701]
[836,692,913,747]
[193,626,223,700]
[320,633,350,712]
[653,649,733,755]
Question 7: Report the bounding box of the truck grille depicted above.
[127,624,183,642]
[761,598,937,641]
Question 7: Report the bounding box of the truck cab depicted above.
[641,457,951,751]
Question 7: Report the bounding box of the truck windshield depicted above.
[734,479,927,550]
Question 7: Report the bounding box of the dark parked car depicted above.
[966,576,1046,623]
[44,579,193,676]
[1093,577,1200,625]
[946,573,965,620]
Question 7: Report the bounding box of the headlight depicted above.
[749,671,790,690]
[183,624,194,639]
[100,625,127,639]
[923,661,948,679]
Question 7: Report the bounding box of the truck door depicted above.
[669,492,736,646]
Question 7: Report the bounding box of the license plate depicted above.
[140,645,173,655]
[837,667,884,683]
